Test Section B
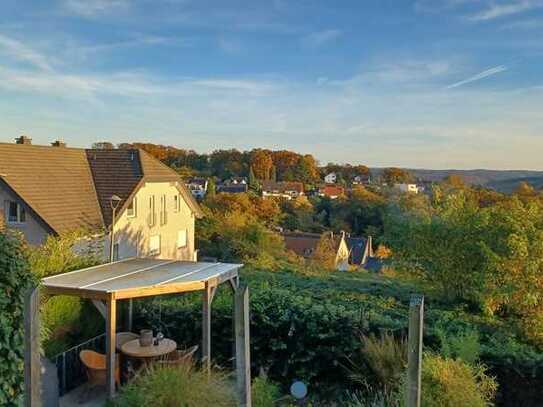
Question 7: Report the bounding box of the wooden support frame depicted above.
[24,286,41,407]
[105,295,117,400]
[406,295,424,407]
[235,285,251,407]
[202,282,217,372]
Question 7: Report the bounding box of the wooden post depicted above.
[24,286,41,407]
[235,285,251,407]
[106,296,117,400]
[127,299,133,332]
[406,295,424,407]
[202,282,214,372]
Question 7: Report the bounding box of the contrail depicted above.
[446,65,508,89]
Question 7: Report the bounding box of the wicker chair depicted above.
[159,345,199,366]
[79,350,120,387]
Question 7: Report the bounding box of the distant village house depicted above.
[186,177,208,200]
[324,172,337,184]
[262,181,304,200]
[394,183,419,194]
[318,185,345,199]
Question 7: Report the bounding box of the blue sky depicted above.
[1,0,542,169]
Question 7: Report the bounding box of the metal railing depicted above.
[51,333,106,396]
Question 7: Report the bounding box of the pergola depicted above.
[24,258,251,406]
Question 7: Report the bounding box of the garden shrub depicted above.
[0,231,36,406]
[252,375,281,407]
[417,353,497,407]
[107,364,236,407]
[349,333,407,396]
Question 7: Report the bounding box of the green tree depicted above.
[248,166,260,191]
[270,165,277,182]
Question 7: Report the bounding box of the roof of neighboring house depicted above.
[0,143,202,234]
[282,231,343,258]
[0,143,104,233]
[217,184,248,193]
[262,181,304,194]
[319,185,345,197]
[186,177,208,187]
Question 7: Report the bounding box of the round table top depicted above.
[121,338,177,358]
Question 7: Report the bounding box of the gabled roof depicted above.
[282,231,343,258]
[0,143,202,234]
[0,143,103,233]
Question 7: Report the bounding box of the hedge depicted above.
[0,232,36,406]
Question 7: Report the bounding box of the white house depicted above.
[0,137,203,261]
[186,177,208,200]
[394,183,419,194]
[324,172,337,184]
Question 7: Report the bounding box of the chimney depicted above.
[15,135,32,145]
[51,140,66,148]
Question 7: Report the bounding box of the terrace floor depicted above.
[59,384,106,407]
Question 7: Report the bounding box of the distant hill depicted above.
[370,168,543,193]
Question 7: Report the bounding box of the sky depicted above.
[0,0,542,170]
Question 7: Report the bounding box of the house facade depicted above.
[324,172,337,184]
[394,183,419,194]
[0,137,203,261]
[261,181,304,200]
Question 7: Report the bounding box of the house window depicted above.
[173,194,180,212]
[149,235,161,255]
[126,197,137,218]
[160,194,167,225]
[147,195,155,227]
[177,229,187,248]
[6,201,25,224]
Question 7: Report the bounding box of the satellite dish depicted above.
[290,381,307,399]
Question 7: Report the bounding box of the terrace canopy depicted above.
[24,258,251,406]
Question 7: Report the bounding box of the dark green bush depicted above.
[0,231,36,406]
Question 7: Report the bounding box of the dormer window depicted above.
[126,197,137,218]
[6,201,25,224]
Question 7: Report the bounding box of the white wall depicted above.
[109,181,196,261]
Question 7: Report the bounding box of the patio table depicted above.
[121,338,177,361]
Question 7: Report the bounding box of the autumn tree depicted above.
[271,150,300,181]
[383,167,412,185]
[248,166,259,191]
[250,149,273,180]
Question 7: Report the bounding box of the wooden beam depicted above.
[235,285,251,407]
[105,296,117,399]
[41,285,108,300]
[91,300,107,319]
[406,295,424,407]
[24,286,41,407]
[114,281,204,299]
[202,282,214,372]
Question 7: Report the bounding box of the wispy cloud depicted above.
[0,34,53,71]
[468,0,543,21]
[62,0,130,17]
[301,29,342,48]
[0,66,277,99]
[446,65,508,89]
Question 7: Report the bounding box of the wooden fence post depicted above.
[24,286,41,407]
[235,285,251,407]
[406,295,424,407]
